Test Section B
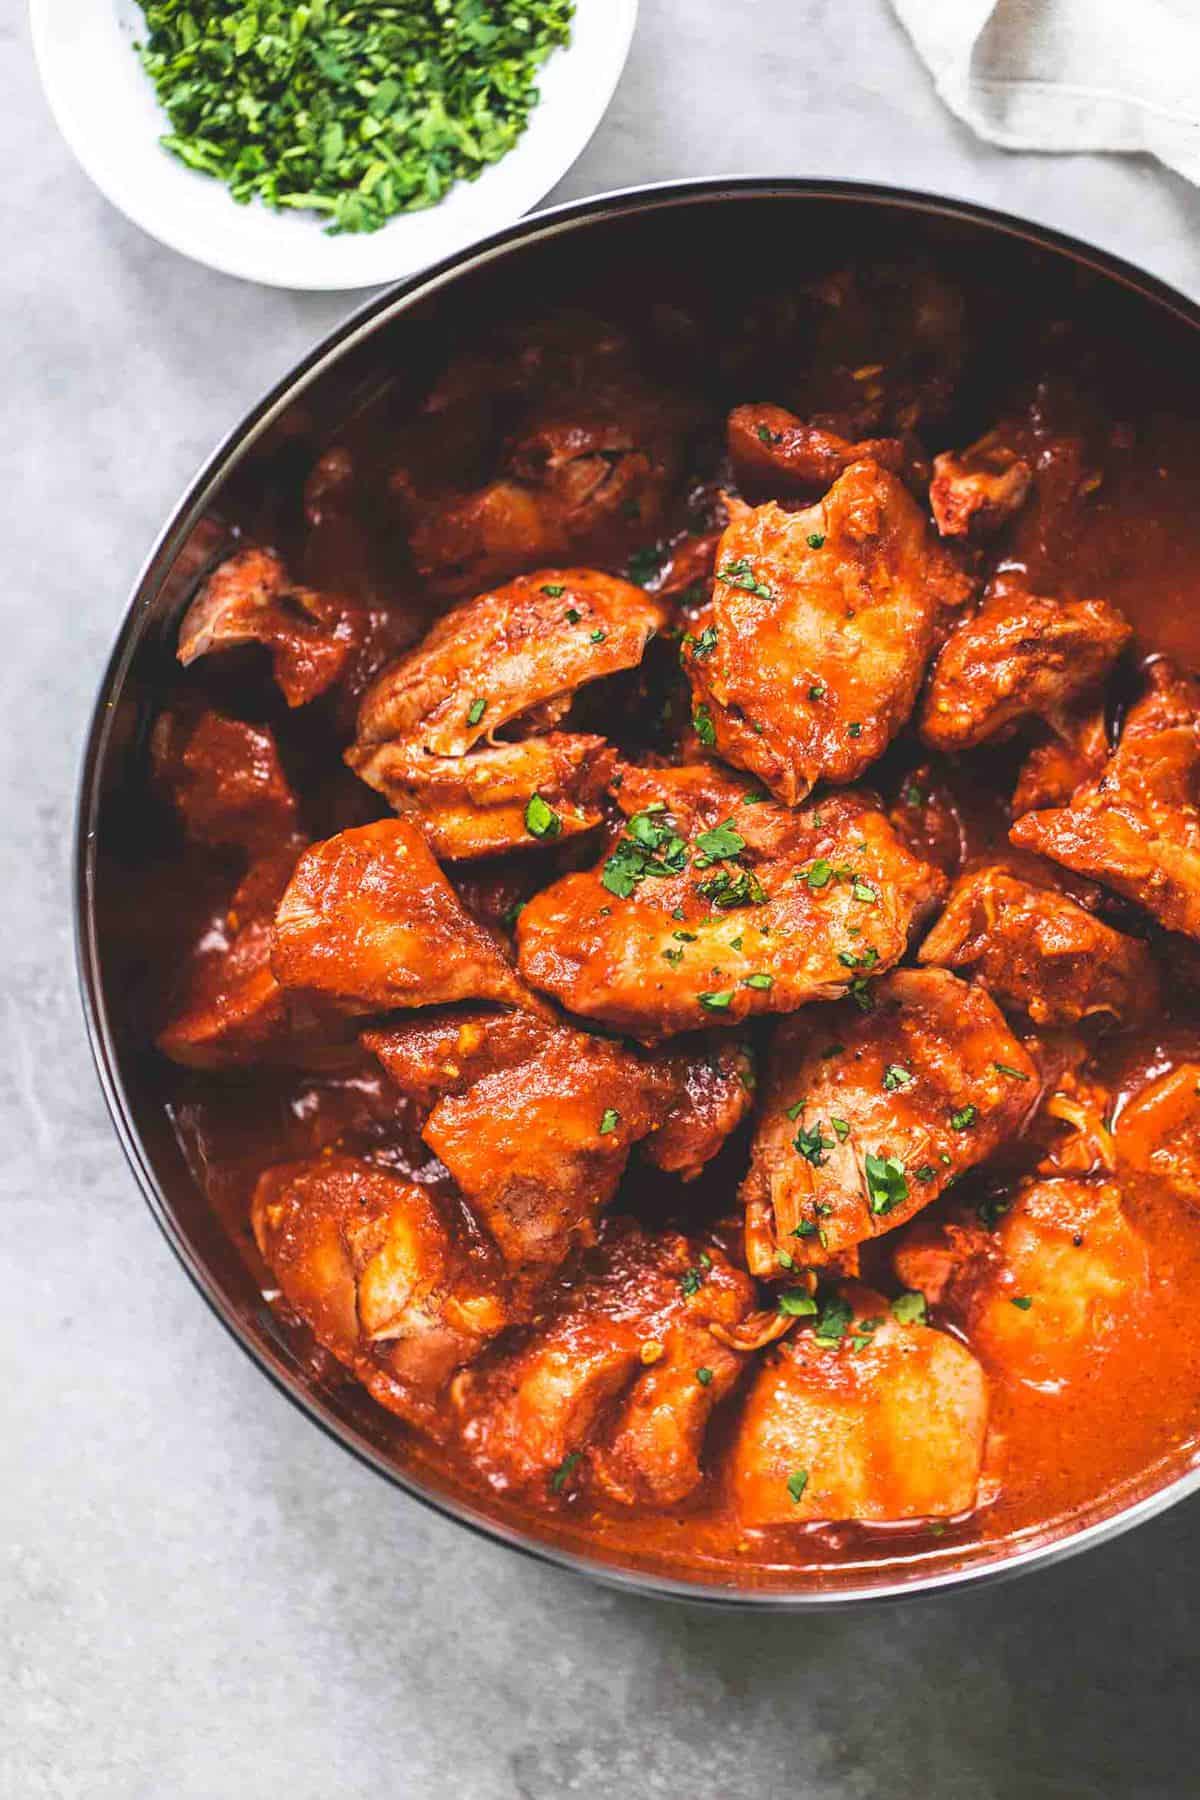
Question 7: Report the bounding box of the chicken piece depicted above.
[741,969,1038,1271]
[641,1036,756,1181]
[271,820,536,1016]
[920,583,1130,753]
[348,735,615,862]
[451,1223,753,1504]
[516,762,945,1041]
[682,463,973,804]
[894,1178,1148,1386]
[1011,660,1200,937]
[151,707,300,856]
[252,1156,508,1433]
[726,402,912,499]
[365,1008,674,1275]
[918,862,1160,1028]
[930,427,1033,540]
[158,849,355,1070]
[732,1282,989,1525]
[353,568,665,754]
[1011,709,1110,815]
[394,381,689,597]
[177,546,367,707]
[1115,1063,1200,1206]
[348,568,657,857]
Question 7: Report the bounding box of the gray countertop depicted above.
[6,3,1200,1794]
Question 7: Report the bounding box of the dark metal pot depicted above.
[75,179,1200,1607]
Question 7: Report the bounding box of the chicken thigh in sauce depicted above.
[144,253,1200,1589]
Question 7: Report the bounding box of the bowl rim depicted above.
[75,175,1200,1609]
[29,0,640,291]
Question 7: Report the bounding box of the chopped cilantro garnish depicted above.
[685,624,719,661]
[994,1062,1030,1082]
[662,946,684,966]
[693,703,717,747]
[814,1294,853,1343]
[550,1450,581,1494]
[776,1249,796,1271]
[718,558,773,599]
[847,977,875,1012]
[601,810,688,897]
[696,1366,714,1387]
[699,990,734,1011]
[541,584,565,598]
[742,972,773,990]
[1010,1294,1034,1311]
[694,819,746,863]
[806,532,826,550]
[914,1163,936,1183]
[830,1117,851,1141]
[524,793,562,839]
[563,606,581,622]
[809,681,827,701]
[134,0,575,235]
[778,1288,818,1317]
[785,1099,806,1121]
[891,1290,927,1325]
[865,1152,909,1215]
[883,1063,915,1093]
[466,697,487,727]
[787,1468,810,1503]
[698,867,767,909]
[847,722,863,739]
[950,1104,978,1131]
[794,1123,834,1166]
[598,1108,620,1135]
[806,859,833,890]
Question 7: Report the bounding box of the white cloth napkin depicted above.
[891,0,1200,185]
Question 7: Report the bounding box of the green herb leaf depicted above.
[135,0,575,235]
[718,557,773,600]
[778,1288,818,1317]
[525,793,562,839]
[693,703,717,747]
[891,1290,927,1324]
[696,1366,714,1386]
[550,1450,581,1494]
[742,972,773,990]
[598,1108,620,1135]
[466,697,487,726]
[864,1153,909,1215]
[1010,1294,1034,1311]
[882,1063,915,1093]
[994,1062,1030,1082]
[699,990,734,1011]
[806,532,825,550]
[787,1468,810,1503]
[950,1104,979,1131]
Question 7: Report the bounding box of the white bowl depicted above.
[30,0,638,290]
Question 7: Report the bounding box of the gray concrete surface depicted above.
[6,2,1200,1794]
